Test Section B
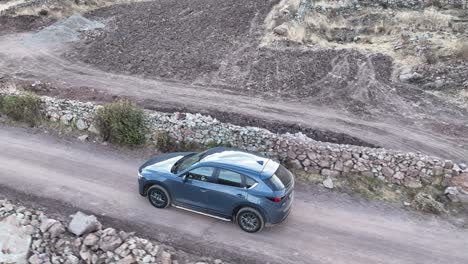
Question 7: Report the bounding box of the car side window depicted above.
[187,167,215,182]
[245,177,257,188]
[217,169,243,188]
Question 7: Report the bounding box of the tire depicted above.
[236,207,264,233]
[147,185,171,209]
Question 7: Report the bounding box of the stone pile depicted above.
[0,199,225,264]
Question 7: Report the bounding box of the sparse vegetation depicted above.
[95,100,146,145]
[0,93,43,127]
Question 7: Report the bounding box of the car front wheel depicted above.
[236,207,264,233]
[147,185,171,209]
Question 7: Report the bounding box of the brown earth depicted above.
[0,0,467,162]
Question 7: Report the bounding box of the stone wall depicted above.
[1,91,467,191]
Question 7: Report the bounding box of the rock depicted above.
[60,114,74,125]
[98,235,123,252]
[83,233,100,246]
[460,163,467,171]
[117,255,137,264]
[40,218,57,233]
[161,251,172,264]
[445,187,468,204]
[382,167,395,178]
[66,255,80,264]
[48,222,65,238]
[76,119,88,131]
[0,215,32,264]
[289,160,302,169]
[273,24,288,36]
[323,177,334,189]
[88,123,99,134]
[393,172,404,180]
[399,72,423,83]
[78,135,88,142]
[142,255,152,263]
[28,254,42,264]
[68,212,101,236]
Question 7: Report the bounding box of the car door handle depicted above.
[237,194,245,198]
[200,188,208,193]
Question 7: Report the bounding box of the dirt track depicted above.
[1,124,468,264]
[0,30,467,162]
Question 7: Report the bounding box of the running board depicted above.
[173,205,231,222]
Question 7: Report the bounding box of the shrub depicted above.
[96,100,146,145]
[0,93,42,126]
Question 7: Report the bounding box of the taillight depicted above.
[267,197,284,203]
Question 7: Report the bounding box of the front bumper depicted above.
[138,174,147,196]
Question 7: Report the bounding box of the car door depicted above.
[172,166,216,210]
[203,168,248,217]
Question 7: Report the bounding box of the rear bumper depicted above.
[267,205,292,226]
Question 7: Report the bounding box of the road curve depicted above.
[0,125,467,264]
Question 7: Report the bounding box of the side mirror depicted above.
[182,174,188,182]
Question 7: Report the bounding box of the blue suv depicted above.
[138,147,294,233]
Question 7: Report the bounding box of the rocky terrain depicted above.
[0,199,227,264]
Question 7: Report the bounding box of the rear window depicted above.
[264,165,293,191]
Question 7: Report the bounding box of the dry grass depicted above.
[394,7,454,32]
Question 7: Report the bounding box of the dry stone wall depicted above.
[1,91,467,191]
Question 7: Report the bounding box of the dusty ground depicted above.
[0,0,467,162]
[0,124,467,264]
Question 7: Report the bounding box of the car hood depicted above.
[139,152,194,175]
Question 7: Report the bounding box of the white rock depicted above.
[0,215,32,264]
[76,119,88,131]
[83,233,99,246]
[68,212,101,236]
[78,135,89,142]
[323,177,334,189]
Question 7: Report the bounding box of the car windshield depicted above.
[264,165,293,191]
[172,151,208,173]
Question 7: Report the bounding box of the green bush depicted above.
[96,100,146,145]
[0,93,42,126]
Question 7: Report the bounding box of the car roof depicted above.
[199,147,279,177]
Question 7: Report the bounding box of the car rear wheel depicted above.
[147,185,171,209]
[236,207,264,233]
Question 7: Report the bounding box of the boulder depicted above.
[273,24,288,36]
[68,212,101,236]
[76,119,88,131]
[99,235,123,252]
[0,215,32,264]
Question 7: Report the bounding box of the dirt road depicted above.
[0,32,467,162]
[0,125,467,264]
